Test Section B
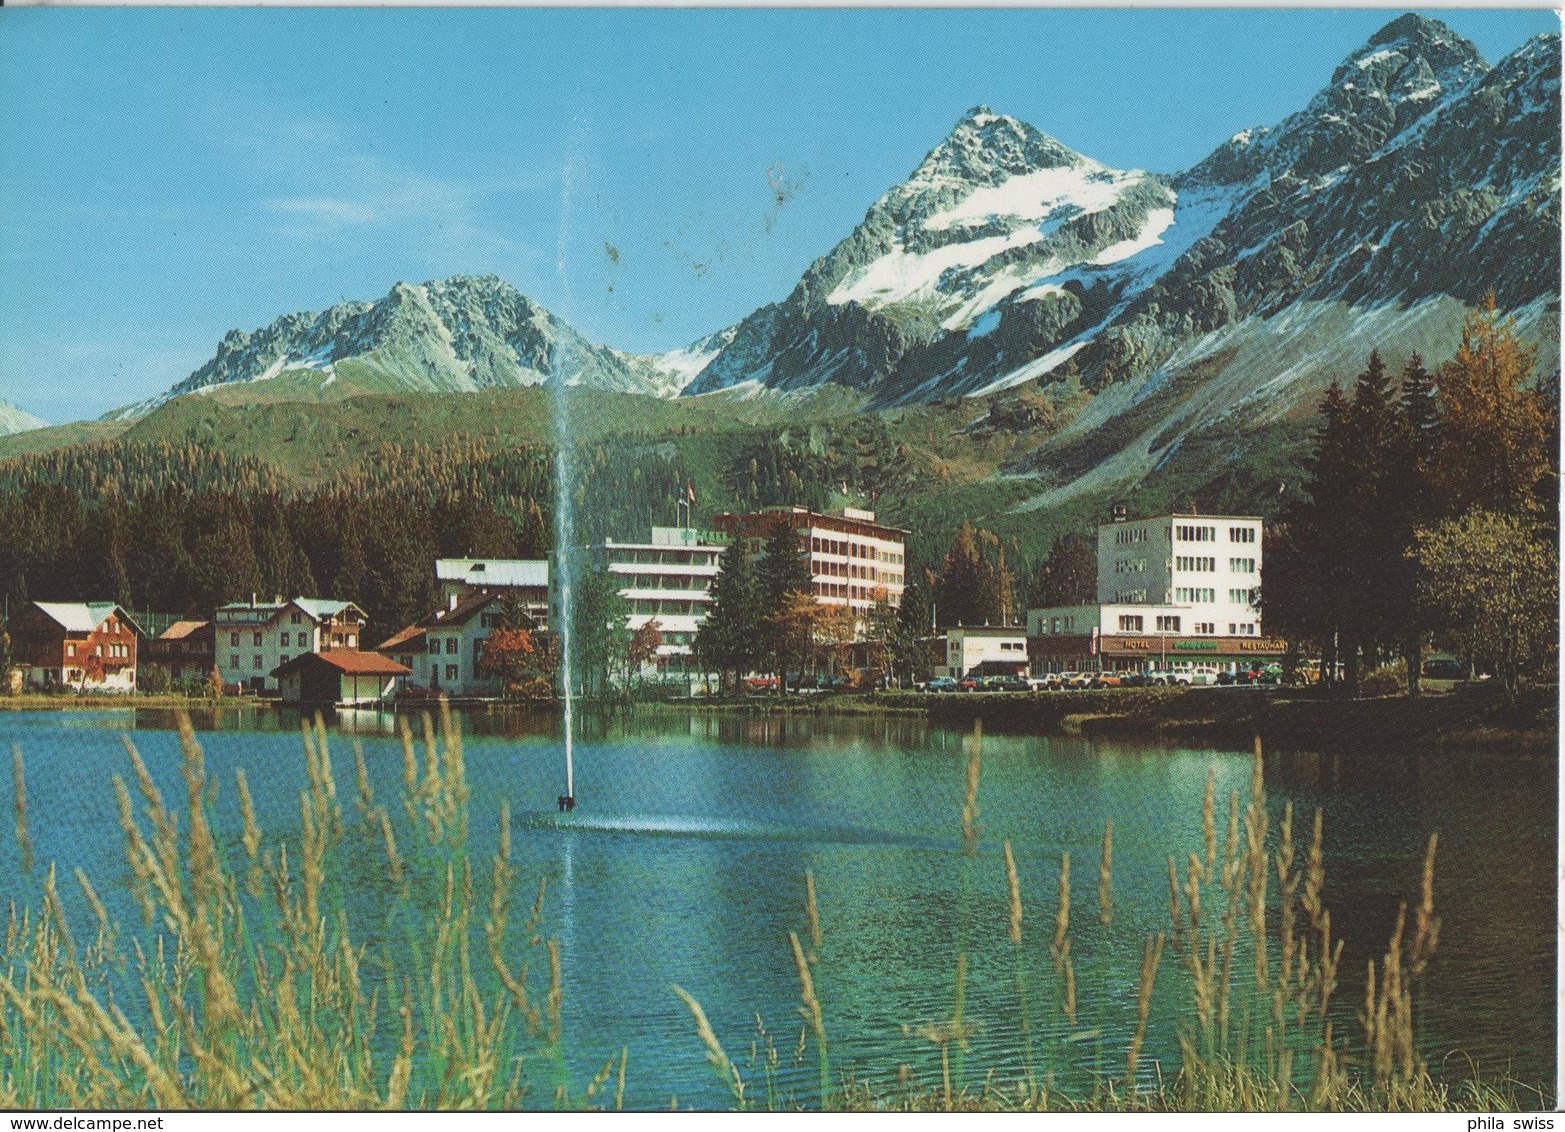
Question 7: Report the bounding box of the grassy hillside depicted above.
[0,376,1313,576]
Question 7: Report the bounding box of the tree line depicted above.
[1265,297,1557,698]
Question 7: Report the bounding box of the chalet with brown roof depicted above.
[9,602,142,693]
[272,650,410,707]
[145,620,216,684]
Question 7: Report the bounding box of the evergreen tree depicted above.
[1027,534,1096,608]
[756,522,813,692]
[568,564,629,699]
[890,583,934,687]
[1393,353,1442,693]
[695,543,762,692]
[974,532,1018,625]
[934,522,983,628]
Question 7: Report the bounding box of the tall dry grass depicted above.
[0,706,623,1110]
[0,711,1541,1111]
[678,722,1543,1113]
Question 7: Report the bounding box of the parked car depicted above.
[1185,669,1220,686]
[925,676,959,693]
[1145,669,1189,686]
[1422,657,1466,681]
[986,675,1032,693]
[1059,671,1095,689]
[1091,672,1125,688]
[1118,671,1150,688]
[958,675,983,692]
[1027,673,1063,691]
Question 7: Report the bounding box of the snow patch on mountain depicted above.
[0,397,47,436]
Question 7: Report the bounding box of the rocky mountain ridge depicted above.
[686,15,1559,413]
[118,275,719,417]
[99,13,1559,523]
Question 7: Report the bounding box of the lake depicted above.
[0,705,1553,1108]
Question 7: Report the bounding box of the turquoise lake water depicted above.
[0,706,1552,1108]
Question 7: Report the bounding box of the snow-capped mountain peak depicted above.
[684,15,1557,423]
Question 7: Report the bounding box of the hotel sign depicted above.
[1090,635,1288,657]
[1029,635,1287,658]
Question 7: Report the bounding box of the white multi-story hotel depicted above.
[711,506,908,628]
[1029,509,1283,675]
[598,527,725,678]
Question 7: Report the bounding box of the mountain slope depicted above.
[684,106,1179,403]
[119,275,681,418]
[684,16,1558,423]
[0,398,47,437]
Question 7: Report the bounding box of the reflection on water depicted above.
[0,705,1552,1108]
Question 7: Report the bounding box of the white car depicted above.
[1145,669,1190,686]
[1027,673,1063,691]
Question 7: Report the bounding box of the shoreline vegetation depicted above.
[2,685,1554,755]
[0,709,1551,1111]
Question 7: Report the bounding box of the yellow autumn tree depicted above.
[1434,293,1554,517]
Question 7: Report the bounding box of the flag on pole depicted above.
[686,482,696,506]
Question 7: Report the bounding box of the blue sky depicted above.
[0,7,1556,423]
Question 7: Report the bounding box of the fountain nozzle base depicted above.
[557,795,576,813]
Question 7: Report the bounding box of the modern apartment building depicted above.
[597,526,725,678]
[711,506,908,630]
[1029,509,1283,674]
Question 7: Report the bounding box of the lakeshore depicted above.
[5,684,1555,755]
[658,685,1559,755]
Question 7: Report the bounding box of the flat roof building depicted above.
[1029,510,1283,674]
[711,506,908,629]
[597,526,726,678]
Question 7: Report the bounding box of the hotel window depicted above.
[291,613,302,625]
[446,664,459,681]
[1050,617,1060,633]
[1156,616,1181,632]
[1176,556,1215,571]
[66,643,76,657]
[347,634,357,648]
[1229,527,1256,543]
[428,639,441,655]
[1229,558,1256,574]
[1174,587,1215,603]
[1064,617,1075,631]
[1118,615,1144,632]
[446,638,458,655]
[229,654,240,669]
[231,632,240,647]
[253,632,263,647]
[253,656,263,670]
[1194,622,1216,635]
[1176,525,1217,542]
[278,654,289,667]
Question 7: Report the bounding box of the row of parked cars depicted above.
[923,664,1286,692]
